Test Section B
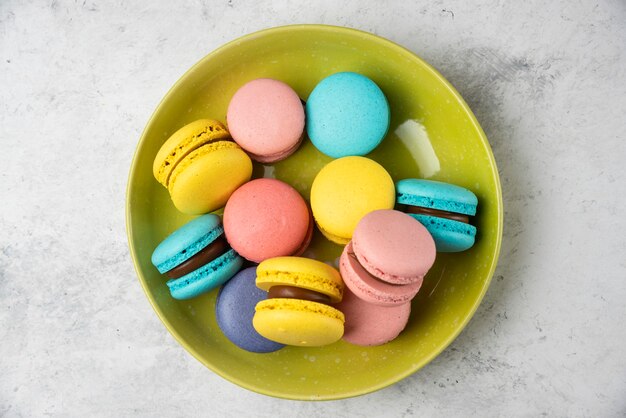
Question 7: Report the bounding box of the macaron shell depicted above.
[336,285,411,346]
[168,142,252,215]
[409,214,477,252]
[396,178,478,216]
[253,298,344,346]
[306,72,390,158]
[256,256,343,302]
[167,249,243,300]
[310,156,395,245]
[227,78,305,162]
[216,267,284,353]
[339,242,421,306]
[352,209,436,285]
[223,179,310,263]
[151,214,223,273]
[152,119,231,187]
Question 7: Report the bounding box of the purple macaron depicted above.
[216,266,284,353]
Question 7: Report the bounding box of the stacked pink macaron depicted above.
[338,210,436,346]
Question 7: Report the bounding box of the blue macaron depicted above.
[216,267,284,353]
[306,72,390,158]
[396,179,478,252]
[151,214,243,300]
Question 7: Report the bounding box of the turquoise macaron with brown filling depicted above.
[151,214,244,299]
[396,179,478,252]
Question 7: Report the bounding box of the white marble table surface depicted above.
[1,1,625,416]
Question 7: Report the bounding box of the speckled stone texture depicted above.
[1,1,625,416]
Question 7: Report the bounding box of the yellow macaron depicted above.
[153,119,252,214]
[253,256,345,347]
[310,156,395,244]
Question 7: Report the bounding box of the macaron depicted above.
[306,72,390,158]
[227,78,305,163]
[152,119,252,215]
[216,267,285,353]
[396,179,478,252]
[336,285,411,346]
[310,156,395,245]
[253,257,345,347]
[339,209,436,306]
[151,214,244,300]
[223,178,313,263]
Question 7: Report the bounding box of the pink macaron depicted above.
[339,209,436,306]
[227,78,305,163]
[336,285,411,346]
[223,178,313,263]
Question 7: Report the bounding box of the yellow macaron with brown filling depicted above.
[153,119,252,214]
[253,256,345,347]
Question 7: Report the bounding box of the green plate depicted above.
[126,25,502,400]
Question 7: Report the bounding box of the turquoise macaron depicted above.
[306,72,390,158]
[151,214,244,300]
[396,179,478,252]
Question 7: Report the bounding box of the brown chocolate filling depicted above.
[166,237,228,279]
[268,285,331,304]
[405,205,469,223]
